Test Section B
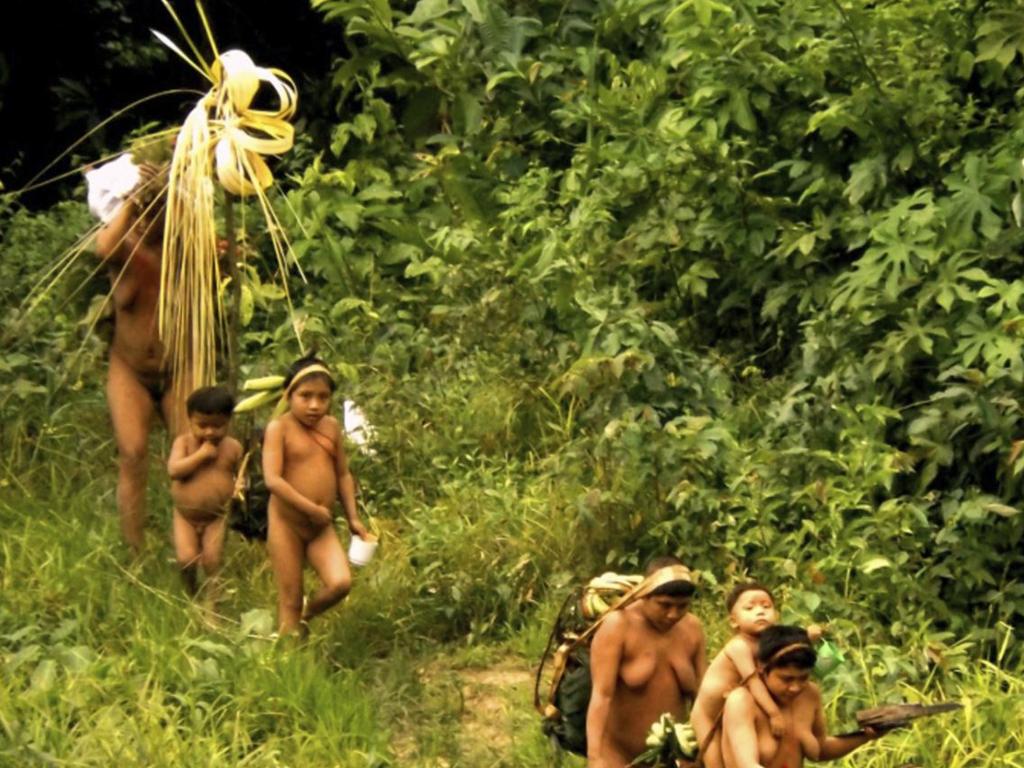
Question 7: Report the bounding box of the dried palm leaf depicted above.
[153,1,300,394]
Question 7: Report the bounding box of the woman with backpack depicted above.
[586,557,707,768]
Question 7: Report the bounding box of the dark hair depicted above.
[283,352,336,393]
[132,163,169,235]
[726,581,776,612]
[757,625,816,670]
[187,386,235,416]
[644,556,696,598]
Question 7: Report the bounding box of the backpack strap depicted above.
[303,423,338,459]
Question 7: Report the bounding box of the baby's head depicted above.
[726,581,778,637]
[186,385,234,444]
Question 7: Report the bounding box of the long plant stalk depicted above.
[224,194,239,391]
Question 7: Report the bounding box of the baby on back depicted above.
[691,582,791,766]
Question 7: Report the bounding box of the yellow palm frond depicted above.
[154,5,299,394]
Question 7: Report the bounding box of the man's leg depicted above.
[303,524,352,623]
[107,354,156,554]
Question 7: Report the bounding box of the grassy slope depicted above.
[0,402,1021,768]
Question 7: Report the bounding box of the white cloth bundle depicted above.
[343,400,376,454]
[84,154,140,222]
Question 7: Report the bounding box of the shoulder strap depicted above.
[304,424,337,459]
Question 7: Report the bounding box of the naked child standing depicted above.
[167,386,243,602]
[262,355,369,635]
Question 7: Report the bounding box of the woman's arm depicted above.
[95,202,136,262]
[691,615,708,685]
[586,613,625,768]
[262,420,331,524]
[812,696,878,760]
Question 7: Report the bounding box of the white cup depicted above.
[348,533,378,567]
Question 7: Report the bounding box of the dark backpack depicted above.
[534,573,642,755]
[230,425,268,540]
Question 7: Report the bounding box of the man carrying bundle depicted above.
[95,162,185,554]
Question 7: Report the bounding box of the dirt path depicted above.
[456,663,534,761]
[389,655,563,767]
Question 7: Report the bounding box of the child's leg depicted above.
[171,510,201,595]
[267,509,305,634]
[303,524,352,623]
[198,515,228,607]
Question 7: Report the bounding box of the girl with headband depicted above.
[261,353,370,636]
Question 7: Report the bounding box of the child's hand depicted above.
[349,520,370,539]
[309,505,333,528]
[197,441,219,461]
[769,713,786,737]
[807,624,825,643]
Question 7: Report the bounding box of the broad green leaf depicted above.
[729,89,756,132]
[460,0,484,23]
[30,659,57,692]
[861,557,893,574]
[239,608,275,637]
[239,284,254,327]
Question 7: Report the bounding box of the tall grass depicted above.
[826,623,1024,767]
[0,455,391,767]
[1,395,1022,766]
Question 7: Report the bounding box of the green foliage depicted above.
[278,0,1024,646]
[0,199,106,471]
[0,480,393,767]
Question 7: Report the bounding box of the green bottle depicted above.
[815,639,845,678]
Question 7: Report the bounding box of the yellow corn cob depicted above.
[233,389,279,413]
[242,375,285,391]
